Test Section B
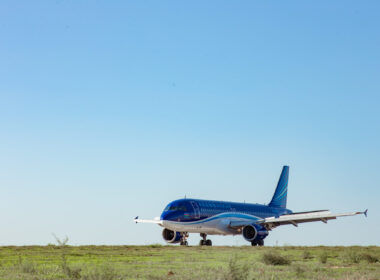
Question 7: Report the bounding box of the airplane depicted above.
[134,166,367,246]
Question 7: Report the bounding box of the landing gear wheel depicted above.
[199,233,208,246]
[251,241,258,246]
[205,239,212,246]
[257,240,264,246]
[180,232,189,246]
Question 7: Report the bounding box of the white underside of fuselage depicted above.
[161,212,260,235]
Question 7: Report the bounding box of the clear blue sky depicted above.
[0,1,379,246]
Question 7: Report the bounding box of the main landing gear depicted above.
[251,240,264,246]
[199,233,212,246]
[180,232,189,246]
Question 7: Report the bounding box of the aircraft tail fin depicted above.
[268,166,289,208]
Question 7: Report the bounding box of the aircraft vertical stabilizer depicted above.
[268,166,289,208]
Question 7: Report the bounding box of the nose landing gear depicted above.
[180,232,189,246]
[199,233,212,246]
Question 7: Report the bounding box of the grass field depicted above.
[0,245,379,279]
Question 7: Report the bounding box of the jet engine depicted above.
[242,225,257,241]
[162,228,181,244]
[242,224,268,242]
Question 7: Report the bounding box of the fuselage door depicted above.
[190,201,200,219]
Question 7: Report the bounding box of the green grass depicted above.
[0,245,378,279]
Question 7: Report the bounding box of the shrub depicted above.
[20,262,36,274]
[148,244,163,248]
[81,264,118,280]
[361,253,379,263]
[223,256,250,280]
[61,254,81,279]
[319,252,328,264]
[262,252,291,265]
[343,250,362,264]
[52,233,69,247]
[302,250,312,260]
[294,265,305,277]
[16,255,36,274]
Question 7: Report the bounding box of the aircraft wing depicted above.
[258,210,367,230]
[229,210,367,230]
[133,216,163,225]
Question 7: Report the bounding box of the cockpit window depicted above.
[169,205,187,211]
[164,203,187,212]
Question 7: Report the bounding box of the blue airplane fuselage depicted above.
[160,198,292,223]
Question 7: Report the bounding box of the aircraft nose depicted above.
[160,211,169,220]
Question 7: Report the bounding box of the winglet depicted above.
[356,210,368,217]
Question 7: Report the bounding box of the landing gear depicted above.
[199,233,212,246]
[180,232,189,246]
[199,240,212,246]
[251,240,264,246]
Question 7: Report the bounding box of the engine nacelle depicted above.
[242,225,257,241]
[242,224,268,242]
[162,228,181,244]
